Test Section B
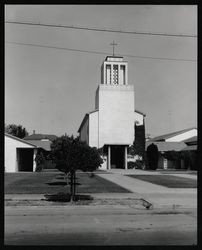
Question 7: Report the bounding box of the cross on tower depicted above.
[110,41,117,56]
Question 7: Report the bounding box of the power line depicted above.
[6,20,197,38]
[6,41,196,62]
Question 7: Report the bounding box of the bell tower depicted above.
[101,56,128,85]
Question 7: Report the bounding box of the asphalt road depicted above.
[5,205,197,245]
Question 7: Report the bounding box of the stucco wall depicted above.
[98,85,135,147]
[166,129,197,142]
[134,112,144,125]
[5,135,35,172]
[89,111,99,148]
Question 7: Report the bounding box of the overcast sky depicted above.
[5,5,197,138]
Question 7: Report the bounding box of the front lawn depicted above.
[5,172,131,194]
[126,175,197,188]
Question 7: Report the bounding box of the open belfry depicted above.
[78,51,145,170]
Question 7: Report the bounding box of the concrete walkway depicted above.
[96,170,197,209]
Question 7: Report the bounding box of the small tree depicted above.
[51,135,103,200]
[128,121,146,169]
[146,143,159,170]
[35,150,46,172]
[5,124,28,138]
[133,122,146,164]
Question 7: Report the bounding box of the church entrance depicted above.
[111,145,125,169]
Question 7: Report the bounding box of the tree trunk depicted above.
[70,171,74,201]
[73,171,77,201]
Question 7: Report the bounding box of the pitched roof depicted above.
[23,134,57,141]
[78,109,99,132]
[26,140,52,151]
[5,133,37,147]
[146,141,186,152]
[183,136,197,144]
[150,127,197,142]
[181,145,197,151]
[135,109,146,116]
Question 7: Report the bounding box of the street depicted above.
[5,205,197,245]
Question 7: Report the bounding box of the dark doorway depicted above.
[111,145,125,169]
[17,148,33,171]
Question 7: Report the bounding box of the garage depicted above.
[5,133,37,172]
[17,148,34,172]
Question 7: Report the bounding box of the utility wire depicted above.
[6,41,196,62]
[6,20,197,38]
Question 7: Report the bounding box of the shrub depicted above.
[127,160,143,169]
[146,143,159,170]
[35,151,46,172]
[128,161,136,169]
[134,160,143,169]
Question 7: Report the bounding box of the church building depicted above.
[78,55,145,170]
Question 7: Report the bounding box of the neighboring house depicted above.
[23,132,57,169]
[182,136,197,151]
[78,55,145,170]
[5,133,38,172]
[5,132,58,172]
[150,127,197,142]
[147,128,197,170]
[181,136,197,170]
[23,131,57,151]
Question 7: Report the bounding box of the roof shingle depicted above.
[23,134,57,141]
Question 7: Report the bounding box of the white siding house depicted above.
[5,133,37,172]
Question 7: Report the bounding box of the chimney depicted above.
[33,130,35,135]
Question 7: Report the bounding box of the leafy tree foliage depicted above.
[5,124,28,138]
[163,151,180,161]
[133,123,146,161]
[146,143,159,170]
[35,150,46,172]
[128,121,146,168]
[50,135,103,200]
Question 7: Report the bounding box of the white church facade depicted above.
[78,56,145,170]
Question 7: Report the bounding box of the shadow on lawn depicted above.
[55,176,65,180]
[44,193,93,202]
[46,181,67,186]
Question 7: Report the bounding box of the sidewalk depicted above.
[96,170,197,209]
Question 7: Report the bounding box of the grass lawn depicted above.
[5,172,131,194]
[126,175,197,188]
[158,170,197,175]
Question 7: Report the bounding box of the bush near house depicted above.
[146,143,159,170]
[128,160,143,169]
[129,122,146,169]
[163,150,197,170]
[35,150,46,172]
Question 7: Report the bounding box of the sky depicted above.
[5,5,197,138]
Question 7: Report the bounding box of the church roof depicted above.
[78,109,99,133]
[135,109,146,116]
[105,56,124,62]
